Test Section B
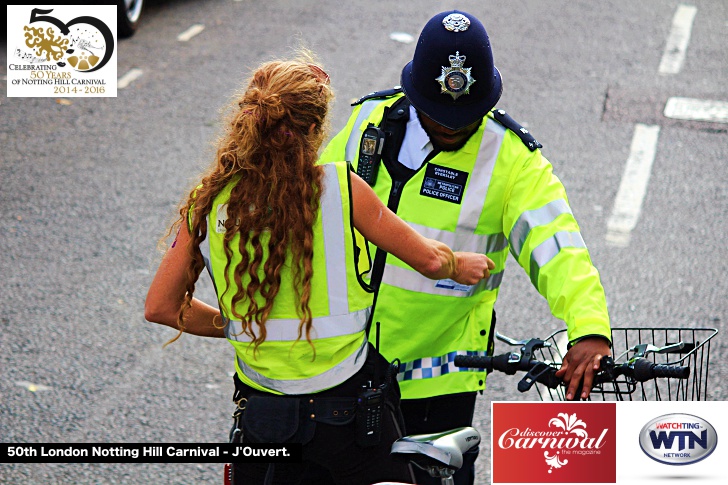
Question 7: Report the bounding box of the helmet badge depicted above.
[442,13,470,32]
[436,51,476,100]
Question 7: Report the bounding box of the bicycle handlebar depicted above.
[453,353,690,392]
[631,358,690,380]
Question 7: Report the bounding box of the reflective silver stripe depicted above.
[407,222,508,254]
[199,232,223,303]
[529,231,586,288]
[200,231,212,277]
[456,120,505,230]
[237,338,369,394]
[398,350,486,381]
[225,307,370,342]
[509,200,573,260]
[381,263,503,297]
[345,100,385,161]
[320,164,349,316]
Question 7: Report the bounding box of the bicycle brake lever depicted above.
[628,344,657,359]
[629,342,684,359]
[520,339,551,364]
[656,342,685,354]
[496,332,529,346]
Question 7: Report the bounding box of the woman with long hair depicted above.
[145,53,494,485]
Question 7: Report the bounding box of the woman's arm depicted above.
[145,222,225,338]
[350,173,494,285]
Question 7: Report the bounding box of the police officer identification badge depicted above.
[420,163,469,204]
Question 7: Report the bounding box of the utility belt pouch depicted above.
[355,383,385,447]
[243,395,302,443]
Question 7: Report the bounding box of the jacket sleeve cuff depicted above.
[567,334,612,349]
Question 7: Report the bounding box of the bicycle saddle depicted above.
[390,426,481,471]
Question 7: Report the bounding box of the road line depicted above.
[118,68,143,89]
[606,124,661,247]
[177,24,205,42]
[389,32,415,44]
[664,97,728,124]
[658,4,697,74]
[16,380,52,392]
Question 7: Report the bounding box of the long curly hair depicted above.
[167,54,333,350]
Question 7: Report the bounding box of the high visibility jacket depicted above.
[197,162,373,395]
[319,93,610,399]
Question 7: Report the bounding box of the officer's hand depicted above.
[555,337,611,400]
[451,252,495,285]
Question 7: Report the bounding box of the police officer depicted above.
[317,10,612,485]
[145,55,494,485]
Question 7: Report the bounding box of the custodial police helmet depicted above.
[401,10,502,130]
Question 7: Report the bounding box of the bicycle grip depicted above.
[631,358,690,381]
[454,355,492,370]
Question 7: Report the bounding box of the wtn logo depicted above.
[639,414,717,465]
[649,430,707,451]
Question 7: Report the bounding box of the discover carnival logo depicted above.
[639,413,718,465]
[492,402,616,483]
[6,4,117,97]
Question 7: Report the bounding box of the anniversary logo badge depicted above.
[492,402,617,483]
[6,4,117,97]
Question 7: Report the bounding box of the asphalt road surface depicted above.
[1,0,726,483]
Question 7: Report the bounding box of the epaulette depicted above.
[351,86,403,106]
[490,109,543,152]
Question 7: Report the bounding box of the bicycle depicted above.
[378,326,717,484]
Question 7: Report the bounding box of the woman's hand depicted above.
[351,173,497,283]
[451,252,496,285]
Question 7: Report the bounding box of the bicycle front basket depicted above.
[537,327,718,401]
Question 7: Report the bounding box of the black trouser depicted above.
[230,346,413,485]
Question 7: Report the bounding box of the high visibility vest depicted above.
[198,162,373,395]
[319,93,610,399]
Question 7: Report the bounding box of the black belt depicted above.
[233,374,358,426]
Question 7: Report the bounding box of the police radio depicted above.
[356,381,384,447]
[356,124,385,186]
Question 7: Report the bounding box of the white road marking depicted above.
[177,24,205,42]
[658,4,697,74]
[118,68,143,89]
[606,124,661,247]
[389,32,415,44]
[16,381,52,392]
[664,97,728,124]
